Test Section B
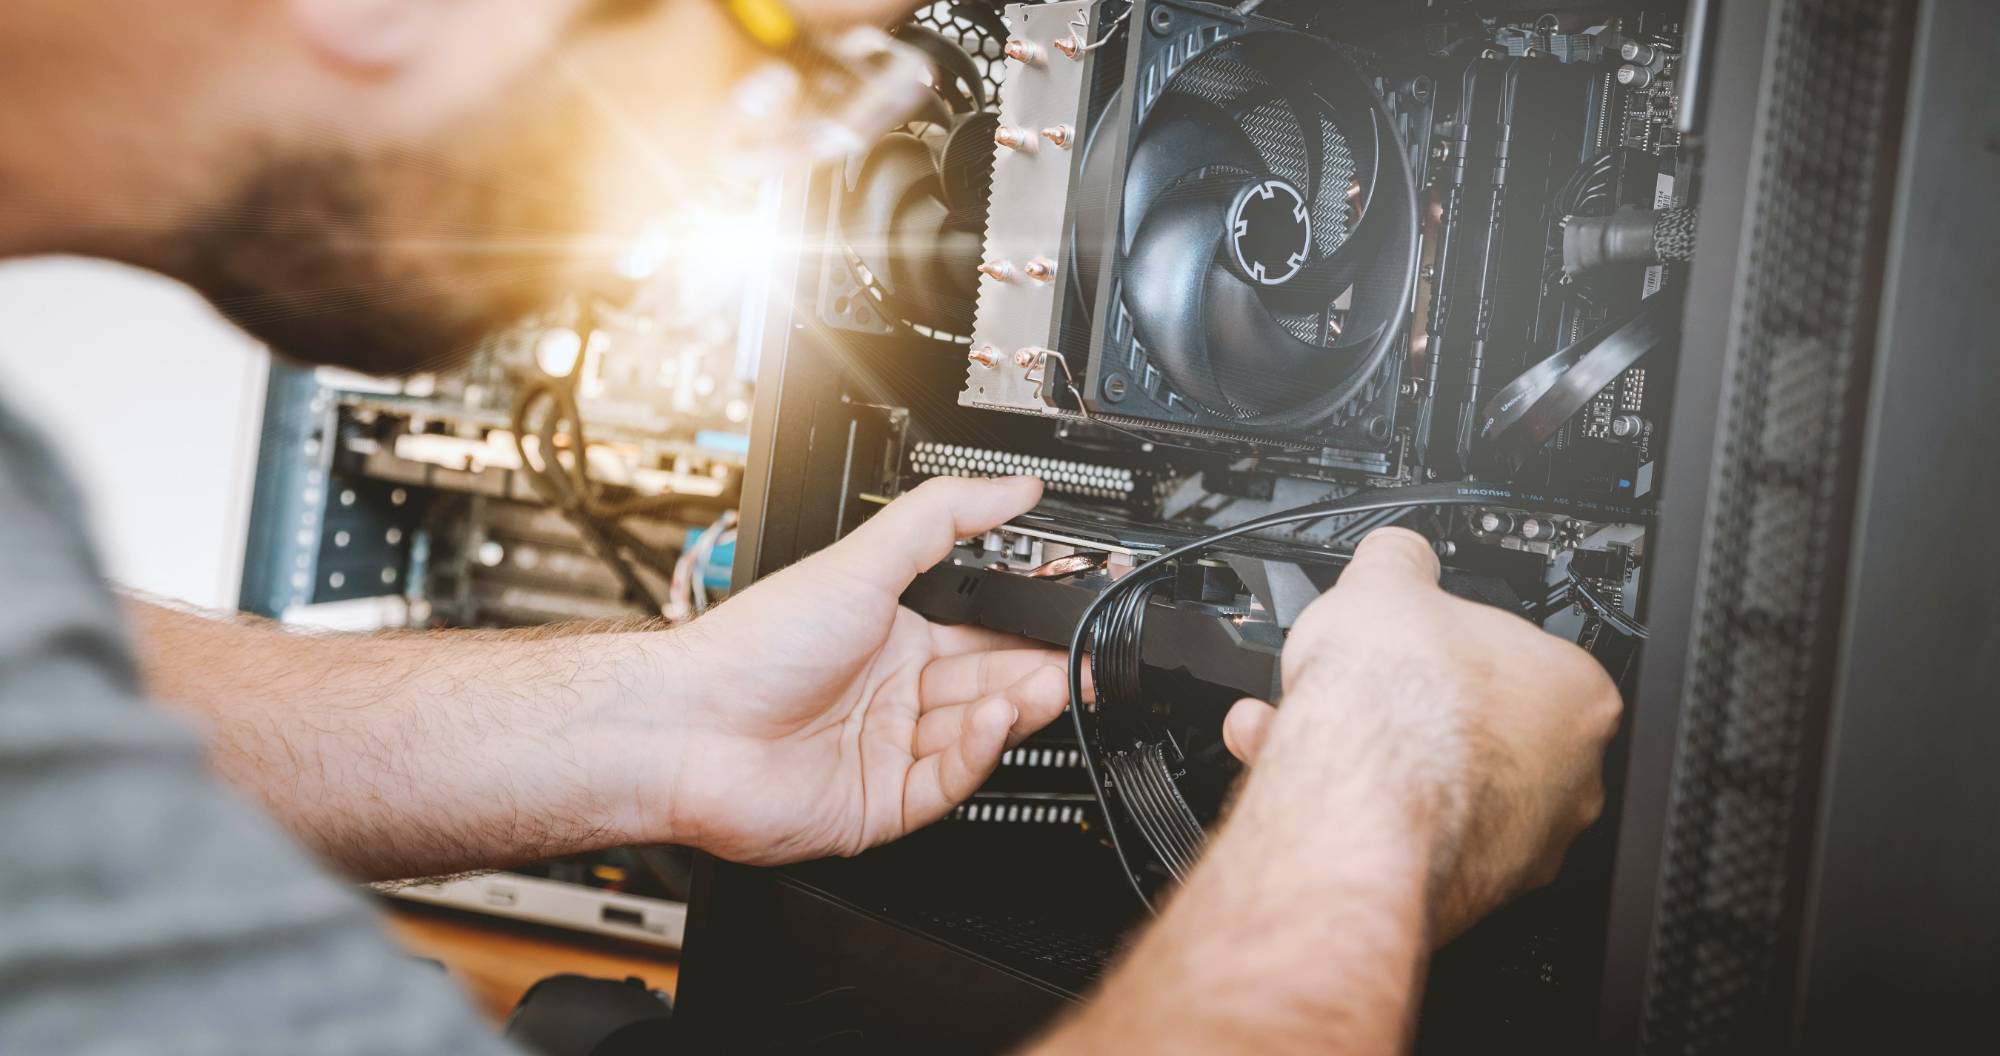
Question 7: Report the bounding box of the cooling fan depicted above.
[966,4,1421,448]
[832,23,1000,338]
[1108,34,1418,434]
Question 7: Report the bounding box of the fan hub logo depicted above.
[1228,179,1313,286]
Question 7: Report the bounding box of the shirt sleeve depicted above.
[0,404,521,1055]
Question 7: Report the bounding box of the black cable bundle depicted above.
[510,380,673,613]
[505,323,703,615]
[1089,564,1174,727]
[1082,563,1211,885]
[1546,151,1620,307]
[1065,481,1655,911]
[1567,565,1649,640]
[1103,745,1206,883]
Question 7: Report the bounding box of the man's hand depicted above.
[1219,525,1620,941]
[1030,527,1621,1056]
[129,475,1066,881]
[653,476,1073,865]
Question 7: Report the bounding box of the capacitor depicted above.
[1610,414,1648,440]
[1617,64,1654,89]
[1519,517,1551,542]
[1619,40,1661,66]
[1476,510,1517,536]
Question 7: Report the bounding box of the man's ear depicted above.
[286,0,449,70]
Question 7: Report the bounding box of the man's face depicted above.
[159,0,909,375]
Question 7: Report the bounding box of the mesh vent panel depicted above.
[914,2,1009,102]
[1642,1,1914,1050]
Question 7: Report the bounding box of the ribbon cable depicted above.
[1472,289,1682,480]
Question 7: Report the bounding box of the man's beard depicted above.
[164,150,592,377]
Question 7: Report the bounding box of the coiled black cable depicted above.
[1065,481,1654,911]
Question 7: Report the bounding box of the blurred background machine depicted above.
[234,176,785,948]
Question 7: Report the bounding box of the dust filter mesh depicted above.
[1642,1,1915,1050]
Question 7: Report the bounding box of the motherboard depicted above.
[763,1,1697,1047]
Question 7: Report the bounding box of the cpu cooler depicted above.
[964,1,1422,448]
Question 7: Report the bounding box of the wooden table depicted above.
[385,902,680,1023]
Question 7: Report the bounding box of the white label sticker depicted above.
[1642,173,1676,299]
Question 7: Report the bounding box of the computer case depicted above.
[672,1,2000,1051]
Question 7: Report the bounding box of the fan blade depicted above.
[1251,175,1390,315]
[1225,82,1327,207]
[1203,260,1360,416]
[1127,182,1368,419]
[937,228,985,299]
[1248,59,1390,315]
[841,132,940,295]
[908,90,955,132]
[892,23,985,113]
[1226,35,1383,243]
[1124,184,1240,414]
[887,195,964,326]
[1122,93,1267,254]
[938,112,999,212]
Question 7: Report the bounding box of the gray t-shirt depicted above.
[0,398,515,1054]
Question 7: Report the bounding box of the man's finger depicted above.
[903,694,1017,831]
[929,622,1093,701]
[912,702,969,759]
[829,476,1044,589]
[999,665,1069,748]
[918,649,1064,710]
[929,620,1042,657]
[913,664,1068,755]
[1223,697,1276,764]
[1336,526,1442,592]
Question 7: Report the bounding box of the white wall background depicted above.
[0,257,267,610]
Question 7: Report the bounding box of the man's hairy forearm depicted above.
[126,599,693,881]
[1032,797,1429,1055]
[1029,663,1439,1055]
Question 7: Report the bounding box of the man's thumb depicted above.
[1223,698,1276,764]
[1338,526,1442,590]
